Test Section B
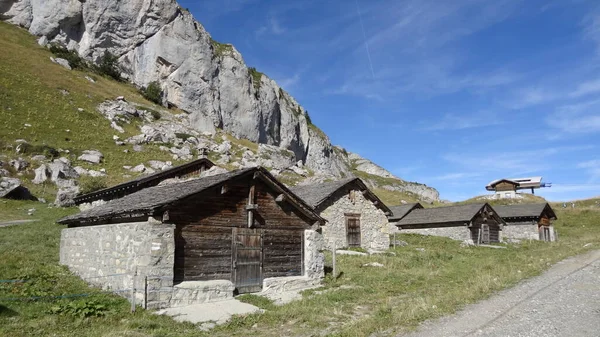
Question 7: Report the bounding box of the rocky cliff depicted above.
[0,0,439,202]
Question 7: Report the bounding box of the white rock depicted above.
[130,164,146,173]
[363,262,384,267]
[51,57,71,70]
[110,121,125,133]
[84,76,96,83]
[33,164,50,184]
[78,150,103,164]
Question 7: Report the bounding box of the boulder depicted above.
[48,159,79,181]
[9,158,29,171]
[55,185,80,207]
[130,164,147,173]
[200,166,228,178]
[78,150,103,164]
[31,154,46,161]
[0,177,34,200]
[50,57,71,70]
[33,164,50,184]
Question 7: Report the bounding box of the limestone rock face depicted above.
[0,0,350,177]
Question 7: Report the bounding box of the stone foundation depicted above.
[401,227,471,241]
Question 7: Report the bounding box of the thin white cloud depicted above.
[421,112,503,131]
[546,99,600,133]
[429,172,483,181]
[577,159,600,182]
[569,79,600,98]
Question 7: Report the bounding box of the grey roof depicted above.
[290,178,391,213]
[495,203,557,220]
[73,158,214,204]
[59,167,323,225]
[397,203,488,226]
[388,203,423,221]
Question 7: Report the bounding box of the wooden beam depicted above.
[247,183,255,228]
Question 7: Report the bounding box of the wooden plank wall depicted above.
[170,177,310,282]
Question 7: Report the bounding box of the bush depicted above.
[48,300,110,318]
[175,133,194,141]
[248,67,263,91]
[48,44,85,69]
[141,81,162,105]
[15,143,59,158]
[79,176,107,195]
[94,51,122,81]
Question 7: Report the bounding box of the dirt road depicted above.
[401,249,600,337]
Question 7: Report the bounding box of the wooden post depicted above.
[477,228,482,245]
[131,270,136,313]
[332,242,337,279]
[143,276,148,310]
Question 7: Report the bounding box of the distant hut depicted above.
[291,178,392,251]
[395,203,505,244]
[495,203,558,242]
[73,158,214,206]
[58,167,325,309]
[388,203,424,232]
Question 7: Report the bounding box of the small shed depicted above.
[73,158,214,205]
[291,178,391,251]
[395,203,505,244]
[495,203,558,242]
[58,167,325,309]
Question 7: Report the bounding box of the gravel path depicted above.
[401,249,600,337]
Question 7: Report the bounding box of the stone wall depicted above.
[319,189,390,251]
[400,226,471,241]
[60,218,175,309]
[502,223,540,242]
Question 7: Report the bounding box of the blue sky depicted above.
[180,0,600,202]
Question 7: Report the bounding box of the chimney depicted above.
[198,147,208,159]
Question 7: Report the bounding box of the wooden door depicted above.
[346,216,361,247]
[481,224,490,243]
[233,228,263,294]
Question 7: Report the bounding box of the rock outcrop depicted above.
[0,0,347,177]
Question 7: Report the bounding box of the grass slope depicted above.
[0,21,180,199]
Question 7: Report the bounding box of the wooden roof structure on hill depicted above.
[494,203,557,222]
[395,203,504,229]
[60,167,323,227]
[290,178,391,214]
[73,158,214,205]
[388,203,423,222]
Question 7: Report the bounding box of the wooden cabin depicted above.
[495,203,558,242]
[395,203,505,244]
[487,179,519,199]
[58,167,325,309]
[73,158,214,205]
[291,178,391,251]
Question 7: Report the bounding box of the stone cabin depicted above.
[58,167,325,309]
[395,203,505,244]
[387,203,424,232]
[73,157,214,206]
[291,178,391,251]
[495,203,558,242]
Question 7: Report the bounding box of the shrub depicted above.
[210,38,233,57]
[79,176,107,195]
[94,51,122,81]
[175,133,194,141]
[248,67,263,91]
[48,44,85,69]
[48,300,109,318]
[305,110,313,125]
[16,143,59,158]
[140,81,162,105]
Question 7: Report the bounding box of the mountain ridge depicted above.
[0,0,439,203]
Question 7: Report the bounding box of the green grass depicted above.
[210,38,234,58]
[1,199,598,336]
[0,21,184,195]
[248,67,263,91]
